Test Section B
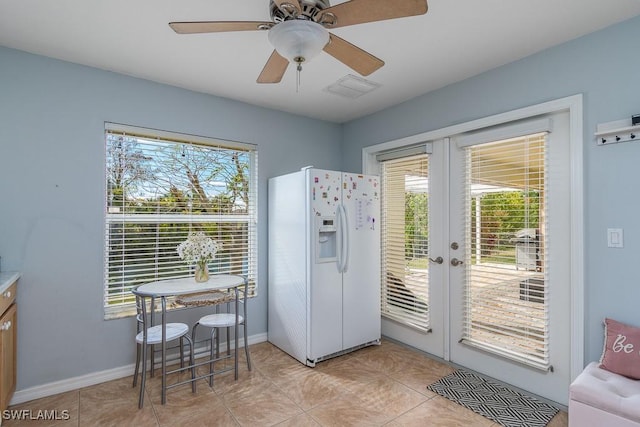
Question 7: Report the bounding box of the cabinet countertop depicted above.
[0,272,20,294]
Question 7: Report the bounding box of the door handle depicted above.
[450,258,464,266]
[429,256,444,264]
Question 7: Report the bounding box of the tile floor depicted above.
[5,340,568,426]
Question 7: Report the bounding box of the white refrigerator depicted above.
[268,167,381,366]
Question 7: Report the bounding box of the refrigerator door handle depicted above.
[336,204,344,273]
[338,203,350,273]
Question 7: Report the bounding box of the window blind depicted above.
[460,132,550,370]
[104,124,258,318]
[380,154,430,332]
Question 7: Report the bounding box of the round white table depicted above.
[135,275,246,404]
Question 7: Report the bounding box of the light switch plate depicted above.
[607,228,624,248]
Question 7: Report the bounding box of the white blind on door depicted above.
[380,154,430,332]
[104,124,258,317]
[461,132,550,370]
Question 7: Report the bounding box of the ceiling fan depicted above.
[169,0,428,84]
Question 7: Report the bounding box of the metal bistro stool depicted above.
[132,288,195,408]
[177,277,252,387]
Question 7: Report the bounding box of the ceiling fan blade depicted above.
[323,33,384,76]
[273,0,302,15]
[257,50,289,83]
[322,0,428,29]
[169,21,272,34]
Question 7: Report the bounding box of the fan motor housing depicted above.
[270,0,331,23]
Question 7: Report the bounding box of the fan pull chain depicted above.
[294,56,305,93]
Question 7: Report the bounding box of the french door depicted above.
[379,142,446,358]
[448,111,571,404]
[378,110,572,404]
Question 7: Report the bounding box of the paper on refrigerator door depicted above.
[355,198,377,230]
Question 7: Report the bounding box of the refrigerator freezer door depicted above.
[267,171,309,364]
[341,173,381,350]
[308,169,344,360]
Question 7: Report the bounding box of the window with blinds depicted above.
[104,124,258,318]
[461,132,549,370]
[380,153,430,331]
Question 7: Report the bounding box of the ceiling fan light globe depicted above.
[268,20,329,64]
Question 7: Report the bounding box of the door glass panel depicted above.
[461,133,550,369]
[380,154,430,331]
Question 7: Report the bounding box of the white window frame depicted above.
[378,148,432,332]
[103,123,258,319]
[459,130,550,370]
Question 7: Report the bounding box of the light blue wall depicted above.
[2,13,640,393]
[341,15,640,365]
[0,46,342,390]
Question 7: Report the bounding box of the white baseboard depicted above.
[11,332,268,406]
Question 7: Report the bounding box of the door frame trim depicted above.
[363,94,584,381]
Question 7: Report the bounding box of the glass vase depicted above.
[194,262,209,283]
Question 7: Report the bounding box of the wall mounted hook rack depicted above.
[595,117,640,146]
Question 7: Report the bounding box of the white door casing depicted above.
[363,95,584,405]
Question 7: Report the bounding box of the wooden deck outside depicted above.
[389,262,546,358]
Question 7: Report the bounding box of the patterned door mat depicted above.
[427,369,559,427]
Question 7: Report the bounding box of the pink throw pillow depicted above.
[599,318,640,380]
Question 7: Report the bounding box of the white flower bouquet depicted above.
[176,231,221,282]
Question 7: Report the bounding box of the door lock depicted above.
[450,258,464,266]
[429,256,444,264]
[450,242,459,250]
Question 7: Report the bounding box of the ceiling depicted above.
[2,1,640,123]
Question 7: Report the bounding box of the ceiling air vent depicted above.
[324,75,381,99]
